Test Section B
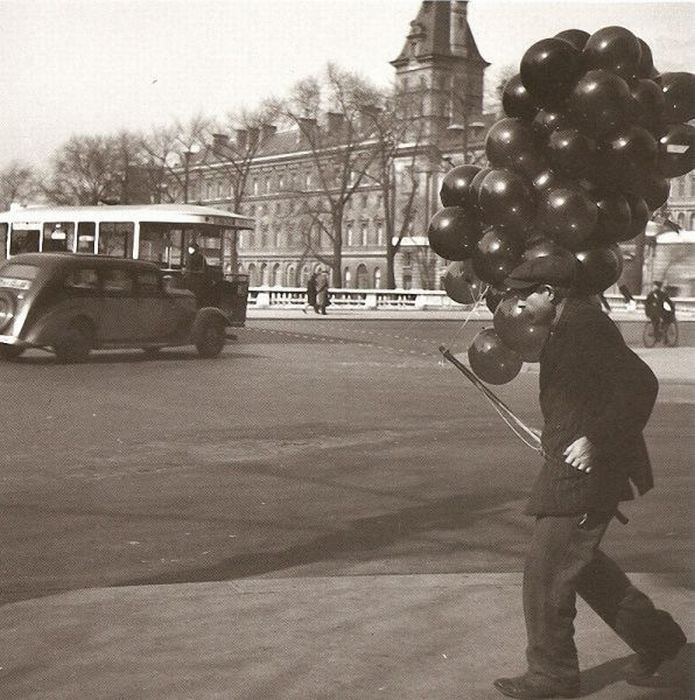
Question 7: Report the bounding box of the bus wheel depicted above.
[196,319,225,358]
[54,322,93,363]
[0,345,23,361]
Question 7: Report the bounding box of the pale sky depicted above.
[1,0,693,168]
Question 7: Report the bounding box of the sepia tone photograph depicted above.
[0,1,694,697]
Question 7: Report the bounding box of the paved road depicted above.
[1,318,692,607]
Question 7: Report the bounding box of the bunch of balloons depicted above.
[428,25,695,384]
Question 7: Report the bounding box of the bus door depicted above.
[9,222,40,255]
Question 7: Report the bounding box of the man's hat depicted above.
[504,254,583,290]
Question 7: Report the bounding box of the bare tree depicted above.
[199,102,280,273]
[43,134,124,205]
[483,64,516,118]
[0,161,39,210]
[360,88,430,288]
[281,63,384,287]
[140,114,212,203]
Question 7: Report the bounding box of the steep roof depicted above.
[391,1,489,68]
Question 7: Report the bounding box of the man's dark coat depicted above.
[526,298,658,516]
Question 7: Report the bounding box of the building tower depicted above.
[390,1,489,143]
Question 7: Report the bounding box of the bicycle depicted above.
[643,317,679,347]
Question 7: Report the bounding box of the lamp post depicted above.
[181,143,200,204]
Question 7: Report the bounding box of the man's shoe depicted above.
[493,675,579,699]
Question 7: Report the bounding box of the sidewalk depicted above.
[1,574,692,699]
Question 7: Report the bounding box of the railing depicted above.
[248,287,695,315]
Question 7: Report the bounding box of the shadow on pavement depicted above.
[579,643,694,698]
[118,489,519,589]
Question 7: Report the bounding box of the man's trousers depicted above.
[523,514,685,687]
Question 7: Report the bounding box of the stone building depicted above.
[181,0,492,290]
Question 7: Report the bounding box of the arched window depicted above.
[356,264,369,289]
[346,222,353,246]
[271,263,281,286]
[301,265,310,286]
[689,213,695,230]
[248,263,258,286]
[374,267,382,289]
[259,262,268,286]
[677,212,685,228]
[376,221,384,246]
[286,265,296,287]
[343,267,352,288]
[361,221,368,246]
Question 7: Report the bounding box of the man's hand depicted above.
[563,436,596,473]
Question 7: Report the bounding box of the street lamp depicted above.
[181,143,200,204]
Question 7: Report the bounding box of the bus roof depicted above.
[0,203,254,229]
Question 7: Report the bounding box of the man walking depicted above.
[493,256,686,699]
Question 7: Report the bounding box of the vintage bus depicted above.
[0,203,254,326]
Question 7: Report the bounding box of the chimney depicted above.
[212,133,229,150]
[297,117,318,143]
[236,128,248,150]
[326,112,345,134]
[248,127,260,148]
[260,123,277,141]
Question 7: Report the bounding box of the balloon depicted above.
[657,123,695,178]
[522,237,577,263]
[443,260,485,305]
[532,168,565,194]
[428,207,481,261]
[485,286,509,314]
[472,226,524,285]
[537,185,599,250]
[470,167,492,210]
[440,165,482,209]
[583,26,642,80]
[493,295,550,362]
[639,175,670,211]
[575,245,624,293]
[555,28,590,52]
[547,128,596,177]
[520,38,583,108]
[486,118,538,171]
[502,74,538,121]
[635,38,655,79]
[590,194,632,246]
[597,125,658,191]
[478,169,536,230]
[468,328,523,384]
[569,70,633,137]
[659,72,695,123]
[532,109,573,140]
[624,193,650,240]
[630,78,666,131]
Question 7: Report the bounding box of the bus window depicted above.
[43,222,75,252]
[98,222,134,258]
[140,222,183,268]
[10,226,40,255]
[0,223,7,260]
[77,222,96,253]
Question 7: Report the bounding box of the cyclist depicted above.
[644,281,676,341]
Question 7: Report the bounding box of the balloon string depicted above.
[443,283,490,354]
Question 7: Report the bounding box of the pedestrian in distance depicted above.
[644,281,676,341]
[315,270,330,315]
[493,255,686,700]
[303,272,318,314]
